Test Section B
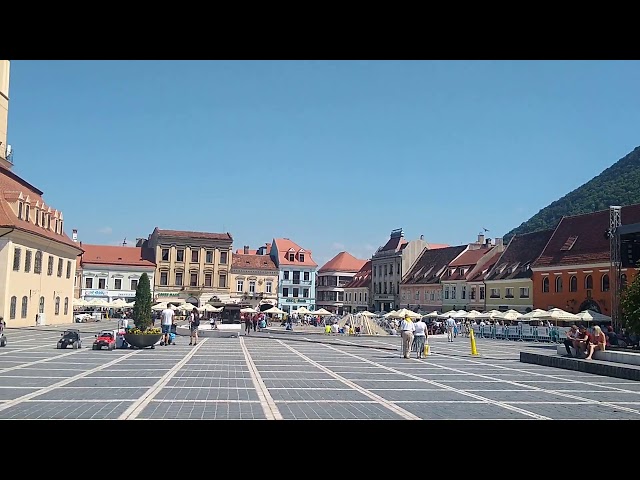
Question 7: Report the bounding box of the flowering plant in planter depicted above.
[127,327,162,335]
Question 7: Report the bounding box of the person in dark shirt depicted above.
[573,325,591,358]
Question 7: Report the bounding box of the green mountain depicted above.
[505,146,640,241]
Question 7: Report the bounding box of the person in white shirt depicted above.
[446,316,457,342]
[399,316,415,359]
[412,317,428,358]
[160,307,175,346]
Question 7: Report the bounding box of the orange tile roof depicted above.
[272,238,318,267]
[81,244,156,267]
[154,228,232,242]
[0,165,82,251]
[449,247,493,267]
[343,260,372,288]
[232,253,277,271]
[318,251,367,273]
[235,248,258,255]
[428,243,450,249]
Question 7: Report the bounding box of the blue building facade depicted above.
[270,238,317,314]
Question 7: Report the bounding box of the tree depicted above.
[620,272,640,334]
[132,273,152,331]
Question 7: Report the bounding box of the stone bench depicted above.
[556,344,640,366]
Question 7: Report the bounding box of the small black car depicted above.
[57,329,82,349]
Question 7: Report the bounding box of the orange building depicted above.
[531,205,640,315]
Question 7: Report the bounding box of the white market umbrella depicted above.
[383,310,398,318]
[359,311,377,318]
[178,303,197,312]
[501,309,522,321]
[438,311,456,319]
[87,298,110,308]
[313,308,333,316]
[264,306,286,315]
[465,310,482,319]
[518,309,548,321]
[125,301,135,307]
[152,302,168,311]
[241,307,258,314]
[422,311,440,318]
[392,308,421,319]
[198,304,217,312]
[73,298,88,307]
[478,310,504,320]
[109,299,129,308]
[576,310,611,323]
[296,306,311,315]
[541,308,579,324]
[452,310,468,319]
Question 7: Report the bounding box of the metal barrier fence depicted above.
[470,324,571,343]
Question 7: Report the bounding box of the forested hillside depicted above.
[505,146,640,241]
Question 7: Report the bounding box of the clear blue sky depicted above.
[7,60,640,267]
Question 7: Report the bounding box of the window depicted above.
[519,287,530,298]
[249,281,256,293]
[25,250,32,273]
[10,296,16,319]
[621,273,628,290]
[283,287,289,297]
[462,286,466,299]
[34,251,42,274]
[18,202,23,219]
[480,287,485,300]
[47,255,54,275]
[190,273,198,287]
[55,296,60,315]
[161,248,169,261]
[25,204,30,222]
[384,265,388,275]
[569,275,577,292]
[21,296,28,318]
[55,219,58,233]
[206,250,213,263]
[204,273,212,287]
[176,249,184,262]
[98,278,106,289]
[470,287,476,300]
[160,272,168,286]
[505,287,514,298]
[284,271,290,280]
[444,286,449,299]
[57,258,63,277]
[237,279,244,292]
[292,288,299,298]
[114,279,122,290]
[64,297,69,315]
[220,251,228,264]
[415,291,419,300]
[60,221,63,234]
[555,276,563,293]
[130,279,138,290]
[602,274,610,292]
[303,289,309,298]
[13,247,20,271]
[175,272,183,286]
[191,250,199,262]
[299,253,305,262]
[490,288,500,298]
[266,281,272,293]
[39,296,44,313]
[219,274,227,288]
[66,260,71,279]
[451,286,456,299]
[288,253,295,261]
[585,274,593,289]
[304,271,310,281]
[85,277,93,288]
[542,277,549,293]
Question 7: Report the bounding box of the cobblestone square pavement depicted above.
[0,320,638,419]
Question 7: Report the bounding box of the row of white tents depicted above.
[376,307,612,323]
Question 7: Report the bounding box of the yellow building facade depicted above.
[229,252,279,309]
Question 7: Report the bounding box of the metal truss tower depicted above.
[610,206,622,330]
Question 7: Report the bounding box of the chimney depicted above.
[495,237,503,247]
[72,229,78,242]
[420,234,424,240]
[485,238,492,247]
[477,233,485,244]
[244,245,249,254]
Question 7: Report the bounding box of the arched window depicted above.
[555,276,563,293]
[621,274,628,290]
[55,296,60,315]
[34,250,43,274]
[64,297,69,315]
[21,296,28,318]
[584,274,593,289]
[569,275,577,292]
[542,277,549,293]
[601,274,610,292]
[39,296,45,313]
[9,296,16,319]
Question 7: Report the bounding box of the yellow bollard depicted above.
[423,342,430,356]
[469,328,479,356]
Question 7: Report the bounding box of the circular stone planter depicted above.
[123,333,162,349]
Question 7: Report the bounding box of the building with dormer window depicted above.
[270,238,318,313]
[230,245,279,310]
[0,60,83,327]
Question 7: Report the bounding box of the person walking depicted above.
[252,314,258,332]
[188,307,200,346]
[446,316,456,342]
[160,305,175,346]
[399,315,415,359]
[245,315,253,335]
[412,316,427,359]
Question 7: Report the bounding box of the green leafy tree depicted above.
[620,272,640,334]
[132,273,152,331]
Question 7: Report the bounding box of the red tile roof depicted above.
[428,243,450,249]
[235,248,257,255]
[154,228,232,242]
[533,204,640,268]
[231,253,277,271]
[402,245,468,285]
[467,248,503,282]
[0,165,82,251]
[343,261,372,288]
[486,229,554,281]
[318,251,367,273]
[81,244,156,267]
[449,247,492,267]
[272,238,318,267]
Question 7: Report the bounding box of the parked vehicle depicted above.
[93,330,116,350]
[57,329,82,349]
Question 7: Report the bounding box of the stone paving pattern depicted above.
[0,320,638,419]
